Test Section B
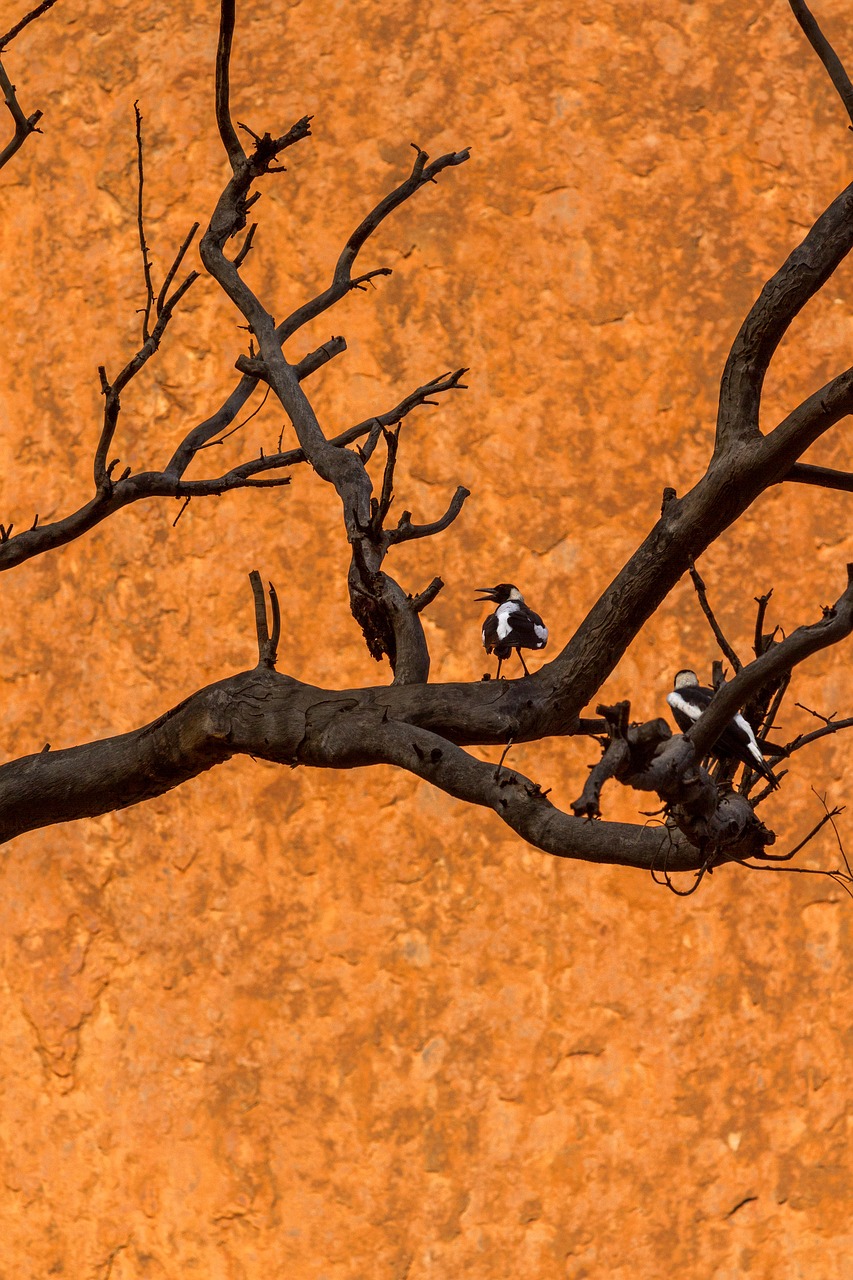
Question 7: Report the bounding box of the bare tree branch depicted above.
[134,102,156,343]
[688,561,743,671]
[0,0,58,51]
[783,461,853,492]
[214,0,246,172]
[0,56,39,167]
[789,0,853,126]
[276,143,470,343]
[716,185,853,449]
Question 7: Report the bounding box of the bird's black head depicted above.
[475,583,523,604]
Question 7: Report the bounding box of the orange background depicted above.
[1,0,852,1274]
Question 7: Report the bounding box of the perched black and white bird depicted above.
[666,669,779,789]
[476,583,548,678]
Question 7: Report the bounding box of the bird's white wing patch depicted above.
[667,690,702,721]
[495,602,518,641]
[534,622,548,643]
[734,712,764,766]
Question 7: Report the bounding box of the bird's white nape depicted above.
[673,669,699,690]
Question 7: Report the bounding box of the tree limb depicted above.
[0,0,59,51]
[783,461,853,492]
[687,565,853,758]
[789,0,853,127]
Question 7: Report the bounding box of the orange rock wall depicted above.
[1,0,852,1275]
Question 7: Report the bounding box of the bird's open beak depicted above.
[475,587,498,602]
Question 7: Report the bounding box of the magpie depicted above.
[666,669,779,789]
[476,583,548,678]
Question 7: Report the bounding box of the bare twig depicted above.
[276,149,470,342]
[753,589,773,658]
[386,487,471,546]
[0,0,59,52]
[156,222,200,319]
[268,582,281,664]
[688,561,742,671]
[812,787,852,877]
[172,496,191,527]
[134,102,156,343]
[783,712,853,756]
[757,673,790,742]
[0,55,41,168]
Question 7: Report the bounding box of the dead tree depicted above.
[1,0,852,890]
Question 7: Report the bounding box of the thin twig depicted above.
[134,103,156,343]
[737,860,853,900]
[0,0,59,51]
[688,561,742,671]
[198,385,271,449]
[812,787,852,878]
[784,715,853,757]
[494,738,514,781]
[758,674,790,742]
[156,222,200,318]
[172,496,191,527]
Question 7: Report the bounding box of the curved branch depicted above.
[214,0,246,172]
[0,663,704,871]
[386,487,470,546]
[789,0,853,126]
[0,0,59,51]
[716,181,853,448]
[277,146,470,342]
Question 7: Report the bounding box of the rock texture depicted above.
[1,0,852,1275]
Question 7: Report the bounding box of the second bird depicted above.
[667,668,779,789]
[476,583,548,678]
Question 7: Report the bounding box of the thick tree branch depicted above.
[0,663,704,870]
[716,182,853,448]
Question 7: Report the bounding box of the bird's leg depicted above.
[517,648,530,676]
[495,655,503,680]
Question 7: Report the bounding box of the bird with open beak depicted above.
[476,583,548,679]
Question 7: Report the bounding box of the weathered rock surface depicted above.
[0,1,852,1274]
